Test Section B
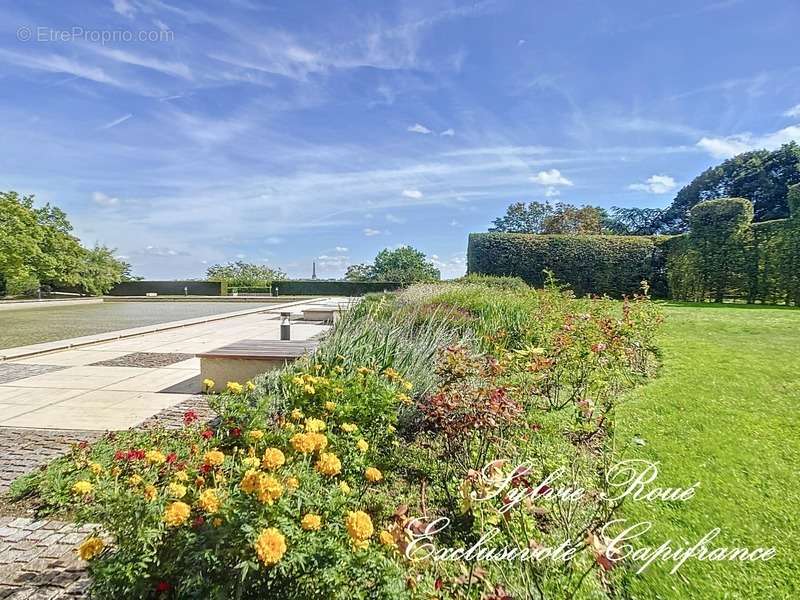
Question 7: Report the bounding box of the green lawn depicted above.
[616,303,800,599]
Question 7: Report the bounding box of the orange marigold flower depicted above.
[262,448,286,470]
[77,537,105,560]
[254,528,286,566]
[345,511,374,543]
[203,449,225,467]
[315,452,342,477]
[290,433,316,454]
[163,501,191,527]
[198,489,221,513]
[365,467,383,483]
[301,513,322,531]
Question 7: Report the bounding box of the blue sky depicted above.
[1,0,799,279]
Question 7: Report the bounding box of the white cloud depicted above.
[530,168,573,186]
[92,191,120,206]
[440,128,455,136]
[335,246,348,252]
[449,219,460,227]
[696,125,800,158]
[402,189,423,199]
[783,104,800,118]
[544,187,560,197]
[407,123,431,134]
[112,0,136,17]
[89,47,192,80]
[100,113,133,130]
[385,213,406,224]
[363,228,383,236]
[628,174,677,194]
[430,252,467,279]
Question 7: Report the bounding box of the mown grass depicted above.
[616,302,800,599]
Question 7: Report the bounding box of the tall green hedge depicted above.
[468,188,800,304]
[467,233,667,297]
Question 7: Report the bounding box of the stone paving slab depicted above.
[0,367,66,386]
[89,352,194,369]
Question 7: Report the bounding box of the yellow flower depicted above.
[173,470,188,482]
[285,476,300,490]
[198,489,221,513]
[397,393,411,405]
[212,518,223,527]
[203,378,215,390]
[304,418,326,433]
[290,433,316,454]
[309,433,328,452]
[262,448,286,470]
[324,401,337,412]
[365,467,383,483]
[303,384,316,395]
[339,481,351,495]
[283,421,296,431]
[226,381,244,394]
[168,482,187,498]
[240,469,261,494]
[379,530,395,547]
[254,528,286,566]
[246,381,256,391]
[291,376,304,386]
[111,466,121,477]
[345,511,374,544]
[143,484,158,501]
[383,367,401,381]
[357,367,373,375]
[402,380,413,391]
[203,449,225,466]
[89,462,103,475]
[72,480,93,495]
[128,474,143,486]
[333,365,344,374]
[356,439,369,453]
[256,475,283,505]
[77,537,104,560]
[315,452,342,477]
[341,423,358,434]
[163,501,191,527]
[387,424,396,434]
[242,456,261,469]
[145,450,166,464]
[248,429,265,442]
[290,408,304,421]
[301,513,322,531]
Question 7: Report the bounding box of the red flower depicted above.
[129,449,145,460]
[77,440,90,450]
[229,427,242,438]
[165,452,177,464]
[155,581,171,593]
[199,464,212,474]
[114,450,127,461]
[192,516,205,528]
[183,410,198,425]
[591,343,607,353]
[200,430,213,440]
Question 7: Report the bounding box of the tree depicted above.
[206,261,287,286]
[345,246,440,283]
[604,207,664,235]
[489,201,610,235]
[77,246,132,296]
[658,142,800,232]
[490,201,551,233]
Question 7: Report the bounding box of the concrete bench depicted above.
[197,339,319,388]
[301,306,342,323]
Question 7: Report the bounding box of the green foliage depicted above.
[206,261,286,286]
[605,206,664,235]
[0,191,133,296]
[455,273,529,291]
[490,200,610,234]
[345,246,440,284]
[467,232,666,297]
[659,142,800,231]
[788,183,800,217]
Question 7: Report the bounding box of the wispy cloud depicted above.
[363,227,385,236]
[530,169,573,186]
[100,113,133,130]
[92,191,120,206]
[408,123,431,134]
[385,213,406,224]
[784,104,800,118]
[440,128,455,136]
[402,189,423,199]
[112,0,136,18]
[88,47,192,80]
[628,175,677,194]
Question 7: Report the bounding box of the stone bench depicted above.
[301,306,342,323]
[197,339,319,388]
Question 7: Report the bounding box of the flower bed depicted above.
[10,279,663,599]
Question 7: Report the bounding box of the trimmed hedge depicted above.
[467,233,668,297]
[108,280,225,296]
[273,280,404,296]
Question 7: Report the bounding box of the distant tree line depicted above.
[0,191,135,297]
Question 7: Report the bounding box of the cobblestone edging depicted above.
[0,396,217,598]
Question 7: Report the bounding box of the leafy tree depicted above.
[604,207,664,235]
[490,201,551,233]
[659,142,800,232]
[345,246,440,283]
[206,261,287,286]
[77,246,132,296]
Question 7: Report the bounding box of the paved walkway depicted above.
[0,299,337,431]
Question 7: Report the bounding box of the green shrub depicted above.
[467,232,666,297]
[455,273,528,290]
